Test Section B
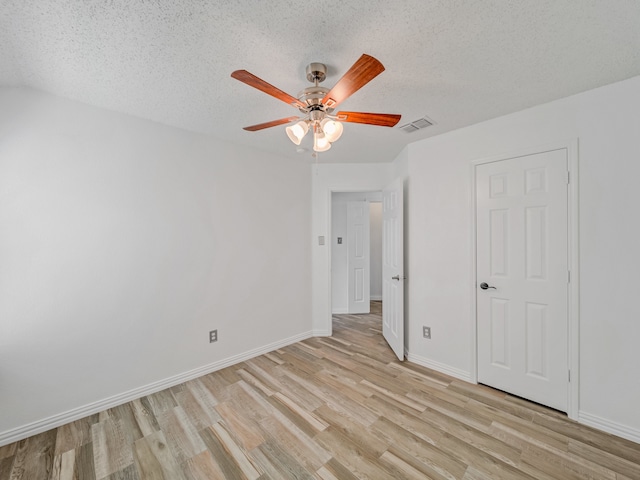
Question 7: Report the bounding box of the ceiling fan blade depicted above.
[336,111,401,127]
[321,54,386,109]
[243,116,300,131]
[231,70,306,109]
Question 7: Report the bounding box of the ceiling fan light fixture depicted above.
[232,54,401,156]
[313,131,331,152]
[286,121,309,145]
[321,118,343,143]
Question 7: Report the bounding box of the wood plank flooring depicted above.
[2,301,639,479]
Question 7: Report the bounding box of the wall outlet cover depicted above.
[423,326,431,339]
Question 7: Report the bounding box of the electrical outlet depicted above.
[209,329,218,343]
[423,326,431,339]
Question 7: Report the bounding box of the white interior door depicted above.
[476,149,568,411]
[382,178,404,361]
[347,201,370,314]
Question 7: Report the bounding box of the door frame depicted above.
[470,139,580,420]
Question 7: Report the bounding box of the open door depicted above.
[382,178,405,361]
[347,201,371,314]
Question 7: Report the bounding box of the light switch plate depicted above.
[318,236,325,245]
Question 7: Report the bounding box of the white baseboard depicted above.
[578,411,640,444]
[406,352,472,383]
[406,354,640,444]
[331,308,348,314]
[312,329,331,337]
[0,331,314,447]
[370,295,382,301]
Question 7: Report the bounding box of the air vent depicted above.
[400,123,420,133]
[399,116,435,133]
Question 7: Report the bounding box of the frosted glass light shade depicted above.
[313,132,331,152]
[321,119,343,143]
[286,121,309,145]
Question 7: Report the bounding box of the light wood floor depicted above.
[2,301,639,479]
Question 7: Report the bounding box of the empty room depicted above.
[1,1,640,479]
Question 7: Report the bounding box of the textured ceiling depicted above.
[1,0,640,163]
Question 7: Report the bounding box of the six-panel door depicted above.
[476,149,569,411]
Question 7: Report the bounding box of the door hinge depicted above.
[568,270,571,283]
[567,171,570,184]
[568,370,571,382]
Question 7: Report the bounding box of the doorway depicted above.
[329,179,406,362]
[330,191,382,314]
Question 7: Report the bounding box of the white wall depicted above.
[369,202,382,300]
[311,163,394,334]
[331,196,349,311]
[0,88,312,444]
[330,192,382,313]
[404,75,640,441]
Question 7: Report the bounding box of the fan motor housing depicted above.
[298,86,330,109]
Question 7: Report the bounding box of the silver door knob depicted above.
[480,282,496,290]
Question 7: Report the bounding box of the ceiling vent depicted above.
[399,116,435,133]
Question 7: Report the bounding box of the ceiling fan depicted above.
[231,54,401,153]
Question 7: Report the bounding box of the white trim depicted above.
[326,189,334,337]
[469,159,479,384]
[470,139,580,420]
[579,411,640,444]
[567,139,580,421]
[370,295,382,301]
[0,331,313,447]
[312,329,331,337]
[407,353,472,382]
[331,308,349,314]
